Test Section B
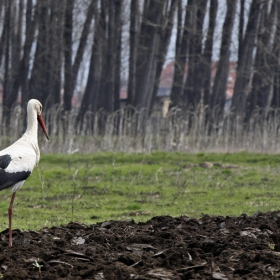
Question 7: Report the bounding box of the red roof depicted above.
[158,61,237,98]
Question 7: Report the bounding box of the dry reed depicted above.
[1,105,280,154]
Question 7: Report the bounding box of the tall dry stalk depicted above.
[2,105,280,154]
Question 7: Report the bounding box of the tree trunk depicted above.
[71,0,96,101]
[77,0,104,124]
[210,0,237,119]
[0,0,7,68]
[202,0,217,108]
[231,0,262,115]
[98,0,117,113]
[133,0,163,110]
[10,0,23,106]
[96,0,109,112]
[246,0,276,117]
[183,0,208,110]
[63,0,74,111]
[20,0,38,106]
[63,0,96,112]
[170,0,193,107]
[238,0,245,60]
[270,1,280,110]
[29,0,50,104]
[127,0,139,106]
[2,1,12,126]
[47,0,65,108]
[113,0,122,112]
[150,0,177,113]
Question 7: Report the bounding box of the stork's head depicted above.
[28,99,49,140]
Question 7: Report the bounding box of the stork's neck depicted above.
[24,109,38,140]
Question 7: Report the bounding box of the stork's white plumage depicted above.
[0,99,49,247]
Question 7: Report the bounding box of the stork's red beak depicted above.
[37,114,49,140]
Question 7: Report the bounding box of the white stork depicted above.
[0,99,49,247]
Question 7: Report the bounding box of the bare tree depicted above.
[19,0,39,106]
[150,0,177,113]
[2,0,23,126]
[210,0,237,119]
[28,0,51,104]
[238,0,245,60]
[183,0,208,110]
[202,0,218,108]
[77,0,108,124]
[97,0,123,113]
[63,0,96,112]
[231,0,262,114]
[63,0,74,111]
[127,0,139,106]
[271,1,280,109]
[246,0,277,117]
[133,0,164,110]
[170,0,193,107]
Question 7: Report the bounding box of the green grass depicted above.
[2,151,280,231]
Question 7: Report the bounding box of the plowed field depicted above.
[1,212,280,279]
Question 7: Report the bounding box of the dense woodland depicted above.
[0,0,280,130]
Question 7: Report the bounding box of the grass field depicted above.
[1,151,280,231]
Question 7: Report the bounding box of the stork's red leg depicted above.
[8,192,16,247]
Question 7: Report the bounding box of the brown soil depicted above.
[1,212,280,279]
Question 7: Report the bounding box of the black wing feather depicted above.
[0,155,12,169]
[0,169,31,191]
